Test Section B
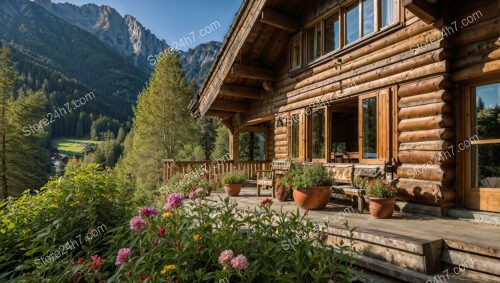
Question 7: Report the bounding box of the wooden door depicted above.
[464,81,500,212]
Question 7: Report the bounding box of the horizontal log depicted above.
[398,151,454,165]
[451,59,500,81]
[398,128,454,143]
[275,147,288,154]
[398,76,451,97]
[398,102,453,119]
[453,37,500,59]
[398,115,454,131]
[275,140,288,147]
[399,90,452,108]
[260,7,299,32]
[403,0,438,24]
[221,84,263,100]
[274,134,287,142]
[275,153,288,159]
[274,127,287,135]
[453,16,500,47]
[451,48,500,70]
[397,164,455,182]
[211,100,249,112]
[395,178,455,205]
[231,63,274,81]
[205,110,235,118]
[399,140,452,151]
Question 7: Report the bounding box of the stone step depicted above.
[328,225,442,274]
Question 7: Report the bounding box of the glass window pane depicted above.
[362,97,377,159]
[312,109,325,159]
[315,23,321,57]
[362,0,374,36]
[346,4,360,44]
[306,27,315,62]
[292,114,300,158]
[472,144,500,188]
[381,0,395,27]
[473,83,500,140]
[324,14,340,53]
[290,36,301,70]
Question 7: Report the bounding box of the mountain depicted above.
[0,0,148,137]
[31,0,221,85]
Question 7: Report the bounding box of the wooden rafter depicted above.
[403,0,438,24]
[231,63,275,81]
[221,84,263,100]
[260,7,299,33]
[211,100,249,113]
[205,110,235,118]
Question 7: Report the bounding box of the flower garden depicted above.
[0,165,356,282]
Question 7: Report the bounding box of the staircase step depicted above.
[442,247,500,276]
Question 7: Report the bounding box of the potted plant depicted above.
[222,171,246,196]
[365,178,398,219]
[292,164,333,210]
[274,178,289,201]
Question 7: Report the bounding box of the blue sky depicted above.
[51,0,242,50]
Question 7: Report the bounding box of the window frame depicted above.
[307,106,328,162]
[289,33,303,71]
[288,111,304,161]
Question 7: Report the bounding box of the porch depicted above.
[210,186,500,283]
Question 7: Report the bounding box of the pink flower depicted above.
[259,198,273,208]
[231,254,249,270]
[218,249,234,265]
[189,188,206,200]
[138,207,158,218]
[157,226,166,237]
[164,193,184,210]
[129,216,147,231]
[115,248,131,265]
[87,255,103,270]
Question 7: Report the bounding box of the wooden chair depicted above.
[329,164,365,213]
[256,160,291,197]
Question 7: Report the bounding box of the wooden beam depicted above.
[403,0,438,24]
[205,110,235,118]
[221,84,263,100]
[211,100,249,113]
[260,7,299,33]
[231,63,274,81]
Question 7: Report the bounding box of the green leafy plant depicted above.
[364,178,397,198]
[280,163,301,188]
[222,171,246,185]
[292,163,333,189]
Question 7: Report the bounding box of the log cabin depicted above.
[188,0,500,214]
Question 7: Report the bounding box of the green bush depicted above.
[364,178,397,198]
[292,163,333,189]
[0,164,134,281]
[222,171,246,185]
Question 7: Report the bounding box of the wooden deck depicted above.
[210,187,500,282]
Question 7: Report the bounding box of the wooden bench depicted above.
[256,160,291,197]
[328,164,365,213]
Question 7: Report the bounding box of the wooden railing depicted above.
[163,160,271,183]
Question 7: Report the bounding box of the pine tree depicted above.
[119,52,195,192]
[211,125,229,160]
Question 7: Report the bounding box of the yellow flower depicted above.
[193,234,201,241]
[160,264,176,275]
[162,212,172,218]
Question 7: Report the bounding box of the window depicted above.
[306,23,322,63]
[324,13,340,53]
[345,4,360,44]
[291,114,300,159]
[362,0,375,36]
[358,90,390,163]
[312,108,326,159]
[381,0,395,28]
[289,34,302,70]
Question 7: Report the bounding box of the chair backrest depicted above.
[327,164,354,184]
[271,160,291,174]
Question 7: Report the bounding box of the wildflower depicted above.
[87,255,103,270]
[218,249,234,265]
[74,272,81,282]
[164,193,184,210]
[153,239,159,247]
[197,245,204,251]
[231,254,250,270]
[193,234,201,241]
[138,207,158,218]
[162,212,172,218]
[138,274,149,281]
[115,248,131,265]
[70,261,75,267]
[77,257,84,264]
[129,216,147,231]
[320,234,328,243]
[172,241,180,248]
[160,264,176,275]
[157,226,166,237]
[259,198,273,208]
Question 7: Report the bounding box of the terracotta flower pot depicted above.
[275,186,289,202]
[293,186,331,210]
[368,197,396,219]
[224,184,242,196]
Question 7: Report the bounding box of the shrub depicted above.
[364,178,397,198]
[0,164,133,281]
[82,196,356,282]
[292,163,333,189]
[222,171,246,185]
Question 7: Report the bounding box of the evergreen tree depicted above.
[119,52,195,192]
[211,125,229,160]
